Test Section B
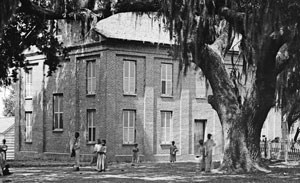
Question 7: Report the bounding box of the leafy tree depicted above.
[2,0,300,172]
[2,87,16,117]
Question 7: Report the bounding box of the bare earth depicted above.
[0,161,300,183]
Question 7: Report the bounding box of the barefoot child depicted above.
[132,143,139,164]
[98,140,107,172]
[196,140,205,172]
[170,141,178,163]
[94,139,102,171]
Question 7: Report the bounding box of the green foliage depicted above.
[0,10,67,86]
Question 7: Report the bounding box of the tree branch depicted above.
[220,7,245,34]
[276,43,290,75]
[20,0,65,19]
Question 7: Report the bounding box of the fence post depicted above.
[267,141,271,159]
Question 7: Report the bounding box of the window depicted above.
[53,94,63,130]
[161,63,173,96]
[25,69,32,98]
[195,70,207,98]
[25,112,32,142]
[123,110,135,144]
[161,111,172,144]
[87,60,96,94]
[87,110,96,142]
[123,60,136,94]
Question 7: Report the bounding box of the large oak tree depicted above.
[2,0,300,172]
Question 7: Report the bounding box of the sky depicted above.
[0,88,11,117]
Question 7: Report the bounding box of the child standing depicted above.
[195,139,205,172]
[2,139,7,161]
[70,132,80,171]
[98,139,107,172]
[170,141,178,163]
[132,143,139,165]
[94,139,102,171]
[204,134,216,172]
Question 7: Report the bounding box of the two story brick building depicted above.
[15,12,282,162]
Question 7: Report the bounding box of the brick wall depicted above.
[15,40,282,163]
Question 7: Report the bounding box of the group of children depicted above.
[168,134,216,173]
[196,134,216,172]
[93,139,107,172]
[71,131,215,173]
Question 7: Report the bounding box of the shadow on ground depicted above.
[1,161,300,182]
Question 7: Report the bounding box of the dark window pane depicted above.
[59,96,63,111]
[59,113,63,128]
[54,96,58,112]
[54,114,58,129]
[162,81,166,94]
[89,128,92,141]
[92,128,96,141]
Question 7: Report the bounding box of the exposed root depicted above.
[252,163,271,173]
[217,161,272,174]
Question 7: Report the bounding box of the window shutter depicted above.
[129,62,136,94]
[166,65,172,95]
[123,62,129,93]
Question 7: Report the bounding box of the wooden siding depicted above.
[3,126,14,160]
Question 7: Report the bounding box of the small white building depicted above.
[0,117,15,160]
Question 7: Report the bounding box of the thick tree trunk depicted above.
[219,113,252,172]
[203,45,256,172]
[199,28,280,172]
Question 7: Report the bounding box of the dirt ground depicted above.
[0,161,300,182]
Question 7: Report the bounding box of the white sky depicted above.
[0,88,11,117]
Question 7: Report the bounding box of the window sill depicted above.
[122,143,136,146]
[86,93,96,96]
[25,97,33,100]
[123,93,137,97]
[87,141,96,145]
[53,129,64,133]
[161,95,173,98]
[25,141,32,144]
[160,143,171,146]
[196,97,207,99]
